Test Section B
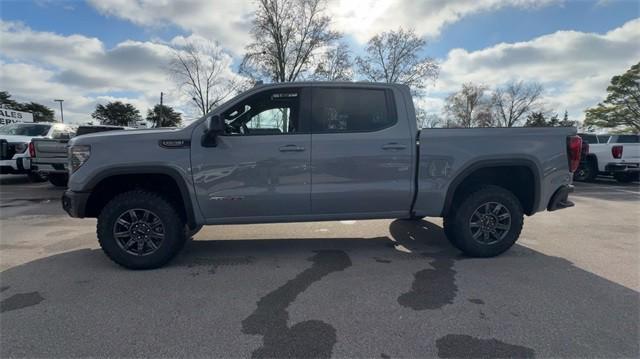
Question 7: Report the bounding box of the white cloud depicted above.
[427,18,640,122]
[0,21,238,124]
[86,0,254,54]
[84,0,562,49]
[329,0,560,42]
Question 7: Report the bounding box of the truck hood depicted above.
[0,134,42,143]
[69,127,187,146]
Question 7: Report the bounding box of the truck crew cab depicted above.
[62,82,581,269]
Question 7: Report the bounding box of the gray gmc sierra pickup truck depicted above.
[62,82,581,269]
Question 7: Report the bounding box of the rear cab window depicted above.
[611,135,639,143]
[311,87,396,133]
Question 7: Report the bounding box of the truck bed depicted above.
[413,127,576,217]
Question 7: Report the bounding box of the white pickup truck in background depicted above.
[32,125,130,187]
[0,122,76,182]
[576,133,639,183]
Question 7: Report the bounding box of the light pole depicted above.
[54,99,64,123]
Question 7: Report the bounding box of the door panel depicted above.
[190,87,311,220]
[191,134,310,219]
[310,87,413,215]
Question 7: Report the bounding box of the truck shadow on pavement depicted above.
[0,219,638,358]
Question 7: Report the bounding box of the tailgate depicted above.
[621,143,640,163]
[33,139,68,159]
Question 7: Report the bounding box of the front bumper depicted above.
[605,162,639,173]
[547,185,575,211]
[62,190,90,218]
[0,157,31,174]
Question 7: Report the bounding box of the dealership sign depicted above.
[0,105,34,125]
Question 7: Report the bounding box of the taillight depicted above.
[612,145,623,159]
[28,142,36,158]
[567,135,582,173]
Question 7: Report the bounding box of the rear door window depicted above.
[311,88,395,133]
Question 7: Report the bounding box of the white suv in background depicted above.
[0,122,76,181]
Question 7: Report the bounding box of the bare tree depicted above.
[241,0,340,83]
[492,80,543,127]
[444,83,489,128]
[169,41,240,116]
[415,108,443,128]
[355,28,439,94]
[313,42,353,81]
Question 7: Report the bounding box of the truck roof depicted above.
[251,81,409,91]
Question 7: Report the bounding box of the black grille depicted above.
[0,140,17,160]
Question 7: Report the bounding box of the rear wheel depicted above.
[443,185,524,257]
[48,173,68,187]
[97,190,187,269]
[573,160,597,182]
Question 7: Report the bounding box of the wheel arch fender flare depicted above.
[83,165,199,228]
[440,157,542,217]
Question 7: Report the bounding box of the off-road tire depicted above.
[97,190,187,269]
[443,185,524,257]
[48,173,68,187]
[573,160,597,182]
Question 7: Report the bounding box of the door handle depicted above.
[382,143,407,151]
[279,144,305,152]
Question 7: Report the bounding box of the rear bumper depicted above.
[605,162,639,173]
[62,190,90,218]
[547,185,574,211]
[32,161,68,173]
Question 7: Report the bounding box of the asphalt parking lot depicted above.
[0,175,638,358]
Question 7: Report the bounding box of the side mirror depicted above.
[207,115,224,133]
[202,115,224,147]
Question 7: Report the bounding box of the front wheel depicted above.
[443,185,524,257]
[97,190,187,269]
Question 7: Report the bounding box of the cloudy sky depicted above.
[1,0,639,124]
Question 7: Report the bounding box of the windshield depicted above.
[0,123,51,136]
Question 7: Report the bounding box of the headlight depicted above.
[14,143,28,153]
[69,145,91,173]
